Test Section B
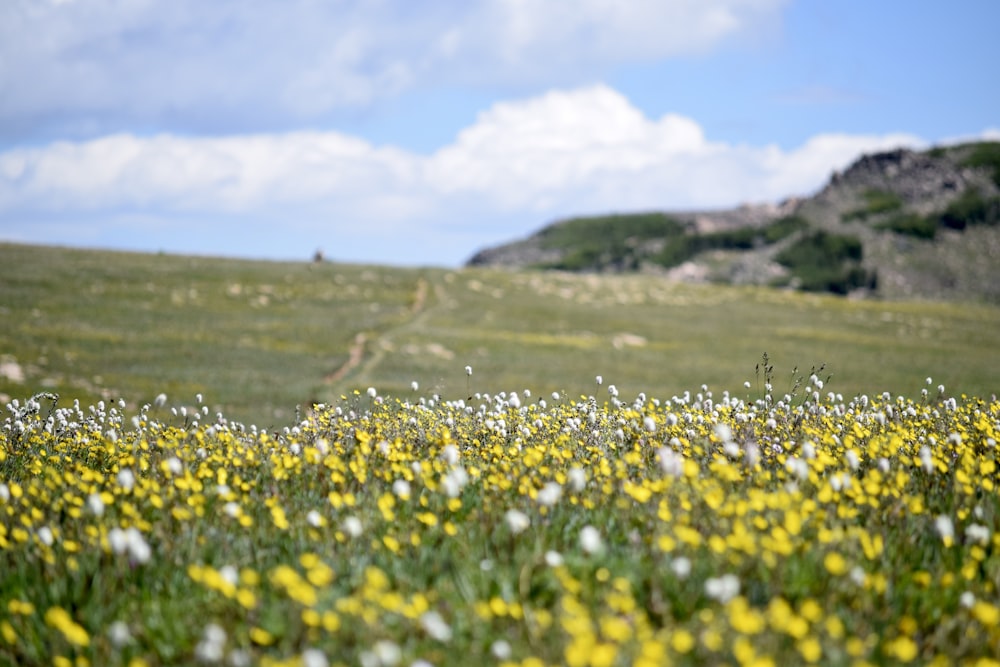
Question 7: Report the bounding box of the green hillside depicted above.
[2,243,998,426]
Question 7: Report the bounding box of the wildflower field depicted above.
[2,243,1000,666]
[2,372,1000,666]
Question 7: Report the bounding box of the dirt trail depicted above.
[323,332,368,384]
[322,276,431,386]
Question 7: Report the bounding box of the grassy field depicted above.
[3,242,1000,665]
[1,243,998,427]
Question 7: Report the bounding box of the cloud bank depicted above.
[0,0,788,141]
[1,85,930,265]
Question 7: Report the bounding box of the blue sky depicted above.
[1,0,997,267]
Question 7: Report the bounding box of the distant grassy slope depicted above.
[0,244,423,425]
[2,243,998,426]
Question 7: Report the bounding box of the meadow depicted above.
[1,243,998,425]
[2,243,1000,665]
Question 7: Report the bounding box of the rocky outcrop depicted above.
[466,141,1000,302]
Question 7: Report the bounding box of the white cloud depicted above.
[0,0,788,138]
[0,85,937,265]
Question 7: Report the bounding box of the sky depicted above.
[1,1,998,267]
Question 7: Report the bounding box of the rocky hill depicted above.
[467,141,1000,302]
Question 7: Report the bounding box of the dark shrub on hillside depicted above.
[763,215,810,243]
[776,231,872,294]
[776,231,862,267]
[876,213,938,240]
[938,189,1000,230]
[842,189,904,222]
[539,213,686,270]
[651,215,813,269]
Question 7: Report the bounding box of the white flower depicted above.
[420,610,453,642]
[307,510,325,528]
[441,467,469,498]
[960,591,976,608]
[491,640,512,660]
[465,366,472,376]
[723,441,741,459]
[367,387,377,398]
[504,509,530,535]
[125,527,152,564]
[223,502,241,518]
[392,479,411,499]
[849,566,866,586]
[643,416,657,433]
[670,557,691,579]
[507,392,521,409]
[704,574,740,603]
[219,565,239,587]
[536,481,563,507]
[411,381,419,391]
[966,523,991,544]
[342,516,363,538]
[595,375,603,385]
[108,528,128,555]
[195,623,227,662]
[920,445,934,474]
[567,466,587,492]
[545,550,564,567]
[117,467,135,491]
[935,515,955,543]
[656,448,683,478]
[166,456,183,475]
[108,620,132,647]
[845,449,859,471]
[154,393,168,408]
[373,640,401,666]
[441,445,460,466]
[37,526,54,547]
[0,484,8,502]
[301,649,328,667]
[579,525,603,555]
[714,424,733,442]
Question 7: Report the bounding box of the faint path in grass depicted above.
[323,332,368,384]
[323,276,434,389]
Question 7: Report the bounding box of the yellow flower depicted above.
[44,607,90,648]
[973,601,1000,627]
[671,629,695,654]
[886,636,919,662]
[249,627,275,646]
[823,552,848,576]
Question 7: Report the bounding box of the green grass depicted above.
[3,243,999,427]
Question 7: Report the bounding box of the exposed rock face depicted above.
[819,147,995,214]
[466,142,1000,302]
